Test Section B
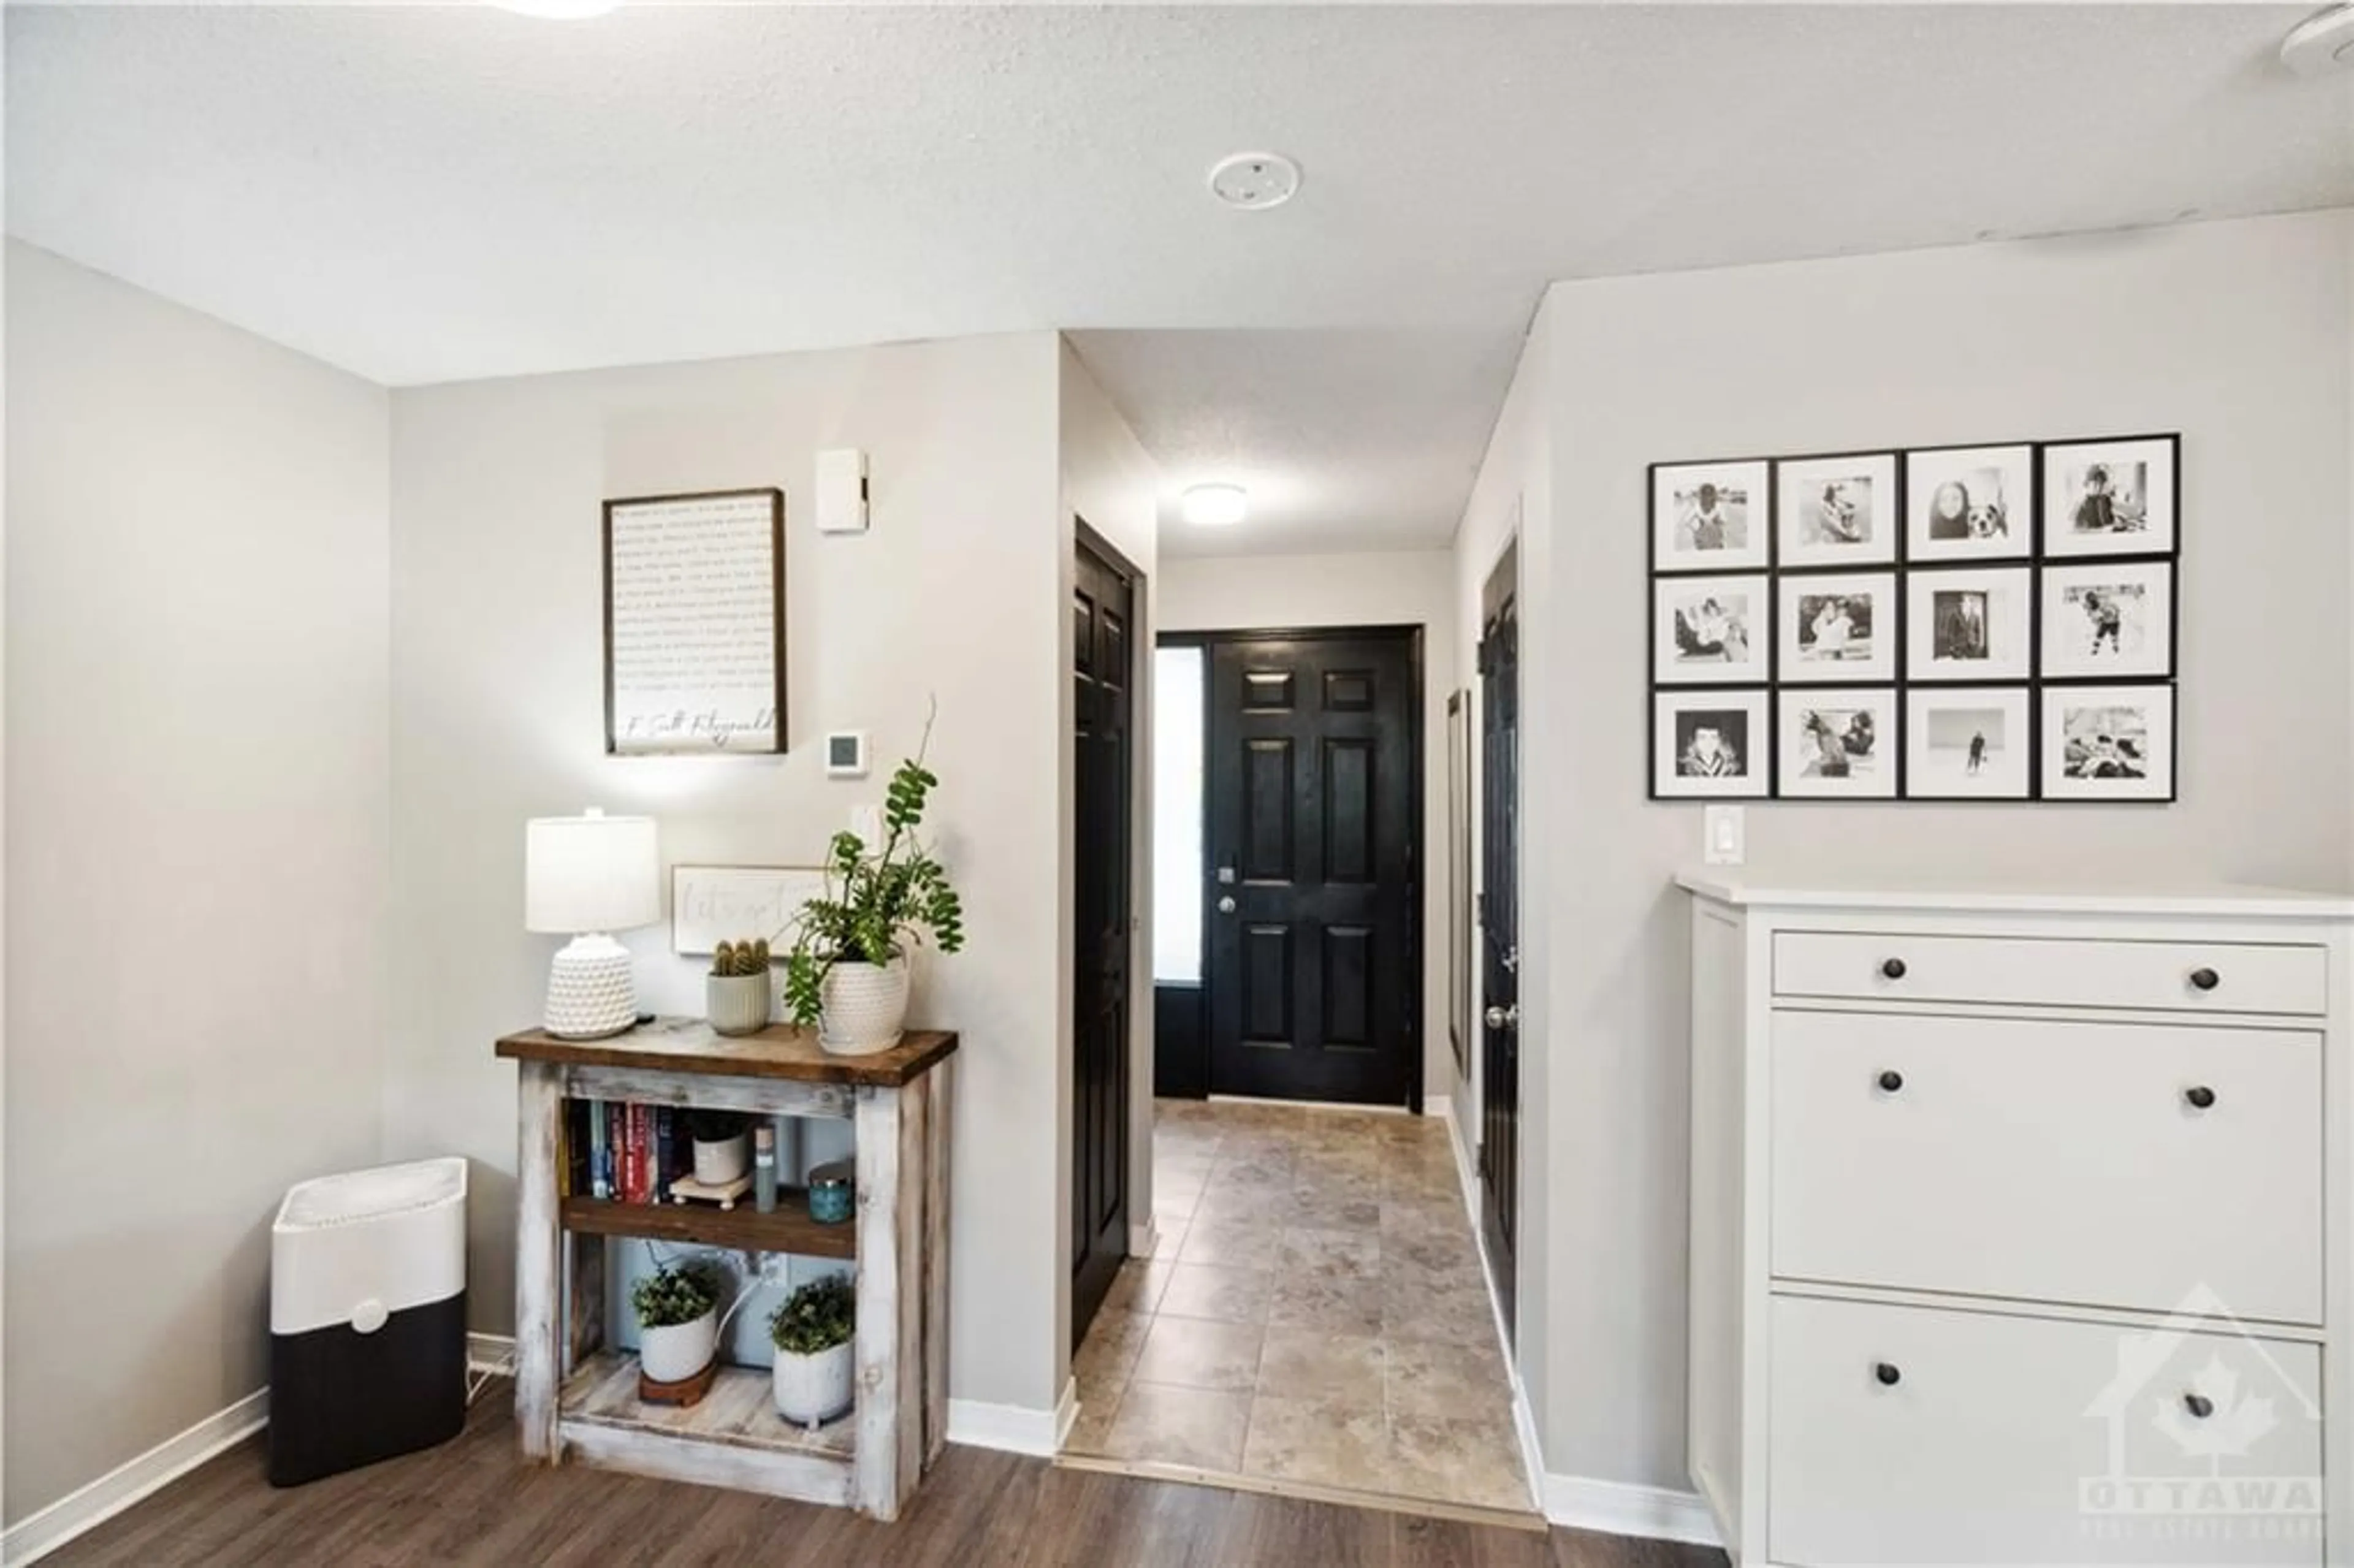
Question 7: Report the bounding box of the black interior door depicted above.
[1206,630,1419,1108]
[1478,579,1520,1341]
[1072,531,1134,1350]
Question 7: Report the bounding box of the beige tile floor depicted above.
[1062,1098,1535,1518]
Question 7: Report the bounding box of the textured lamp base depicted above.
[544,934,638,1039]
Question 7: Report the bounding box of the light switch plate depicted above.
[1704,804,1746,866]
[816,447,869,535]
[850,803,885,847]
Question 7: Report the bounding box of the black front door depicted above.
[1072,529,1135,1350]
[1206,629,1420,1108]
[1478,564,1521,1341]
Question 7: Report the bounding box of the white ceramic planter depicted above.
[707,972,771,1037]
[818,957,910,1056]
[692,1133,750,1186]
[772,1341,855,1428]
[638,1307,717,1386]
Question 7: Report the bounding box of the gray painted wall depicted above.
[1460,209,2354,1494]
[5,242,392,1522]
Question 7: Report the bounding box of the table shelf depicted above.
[560,1192,855,1260]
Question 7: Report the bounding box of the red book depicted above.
[628,1105,647,1203]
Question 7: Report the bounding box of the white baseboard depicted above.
[944,1379,1072,1458]
[1433,1097,1544,1517]
[468,1330,517,1374]
[1541,1473,1721,1546]
[2,1388,269,1566]
[1128,1216,1159,1258]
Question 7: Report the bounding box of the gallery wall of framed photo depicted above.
[1648,433,2179,803]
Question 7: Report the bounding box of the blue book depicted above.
[590,1100,610,1200]
[655,1107,674,1203]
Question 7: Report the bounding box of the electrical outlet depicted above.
[1704,804,1745,866]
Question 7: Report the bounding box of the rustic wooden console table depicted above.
[495,1019,956,1520]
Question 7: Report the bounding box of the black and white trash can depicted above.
[269,1156,469,1486]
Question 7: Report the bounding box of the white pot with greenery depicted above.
[686,1110,750,1185]
[633,1262,722,1385]
[706,938,772,1037]
[782,724,965,1057]
[769,1273,855,1429]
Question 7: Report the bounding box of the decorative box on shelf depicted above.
[494,1017,957,1521]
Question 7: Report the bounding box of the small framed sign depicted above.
[671,864,826,956]
[604,489,787,755]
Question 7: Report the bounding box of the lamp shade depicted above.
[524,811,659,934]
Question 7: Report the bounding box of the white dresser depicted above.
[1681,873,2354,1567]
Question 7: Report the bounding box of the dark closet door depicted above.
[1206,630,1419,1108]
[1071,533,1134,1351]
[1479,587,1521,1341]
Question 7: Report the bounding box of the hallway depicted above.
[1061,1098,1534,1520]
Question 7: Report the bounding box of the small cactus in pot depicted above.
[707,937,772,1037]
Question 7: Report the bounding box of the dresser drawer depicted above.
[1772,1010,2322,1322]
[1774,930,2327,1015]
[1769,1294,2322,1566]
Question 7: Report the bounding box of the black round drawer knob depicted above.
[1874,1363,1902,1387]
[2190,967,2220,992]
[1878,1070,1905,1094]
[2184,1393,2215,1420]
[2185,1086,2217,1110]
[1881,957,1908,981]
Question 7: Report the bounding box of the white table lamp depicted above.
[525,809,660,1038]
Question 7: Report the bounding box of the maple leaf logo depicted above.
[2152,1356,2277,1463]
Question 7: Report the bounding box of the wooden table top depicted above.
[495,1018,958,1087]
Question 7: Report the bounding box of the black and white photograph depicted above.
[1904,687,2030,799]
[1905,566,2032,681]
[1653,574,1770,683]
[1905,443,2034,563]
[1777,687,1897,799]
[1653,690,1770,799]
[1651,459,1769,573]
[2040,560,2174,679]
[1776,452,1899,568]
[2042,435,2178,558]
[1776,571,1895,682]
[2041,683,2176,801]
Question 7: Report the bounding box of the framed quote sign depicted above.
[603,488,787,755]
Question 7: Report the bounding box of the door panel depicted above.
[1070,534,1135,1352]
[1479,579,1520,1341]
[1207,630,1419,1107]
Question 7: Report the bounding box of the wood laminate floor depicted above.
[48,1392,1726,1567]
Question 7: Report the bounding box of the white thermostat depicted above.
[825,732,869,778]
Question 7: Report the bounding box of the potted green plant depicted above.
[768,1273,855,1428]
[707,937,771,1037]
[632,1261,722,1385]
[780,729,964,1056]
[685,1109,751,1186]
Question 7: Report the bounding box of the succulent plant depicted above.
[710,938,771,979]
[768,1272,855,1357]
[684,1109,748,1144]
[630,1262,722,1330]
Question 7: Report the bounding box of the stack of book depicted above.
[561,1101,692,1204]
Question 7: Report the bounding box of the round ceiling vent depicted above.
[1208,152,1302,210]
[2282,3,2354,74]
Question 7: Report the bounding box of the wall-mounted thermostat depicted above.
[825,732,869,778]
[816,448,869,535]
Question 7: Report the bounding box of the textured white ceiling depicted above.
[9,4,2350,556]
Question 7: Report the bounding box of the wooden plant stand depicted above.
[495,1019,957,1521]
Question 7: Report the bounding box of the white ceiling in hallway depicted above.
[9,4,2348,556]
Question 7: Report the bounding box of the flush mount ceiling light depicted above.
[2283,3,2354,74]
[1182,483,1249,527]
[1208,152,1301,211]
[489,0,623,18]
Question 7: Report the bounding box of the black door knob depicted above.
[2184,1393,2215,1419]
[1881,957,1908,981]
[1878,1070,1904,1094]
[2185,1086,2217,1110]
[1874,1363,1902,1387]
[2190,967,2220,992]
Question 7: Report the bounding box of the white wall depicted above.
[1054,338,1162,1360]
[386,332,1080,1419]
[1159,550,1459,1103]
[1456,210,2354,1501]
[4,242,391,1522]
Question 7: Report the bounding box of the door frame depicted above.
[1071,517,1147,1353]
[1156,623,1426,1116]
